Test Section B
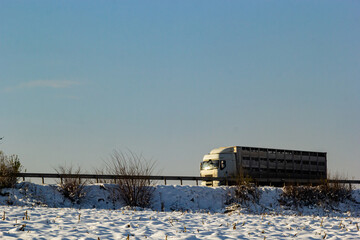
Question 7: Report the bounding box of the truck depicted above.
[200,146,327,186]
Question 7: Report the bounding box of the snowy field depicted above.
[0,183,359,239]
[1,206,360,239]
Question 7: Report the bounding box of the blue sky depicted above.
[1,1,359,179]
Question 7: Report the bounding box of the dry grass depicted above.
[105,150,156,208]
[0,151,22,189]
[55,165,87,203]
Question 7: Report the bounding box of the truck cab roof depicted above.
[209,146,236,154]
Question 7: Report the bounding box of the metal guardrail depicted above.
[13,173,360,186]
[16,173,221,185]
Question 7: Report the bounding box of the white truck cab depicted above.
[200,147,237,186]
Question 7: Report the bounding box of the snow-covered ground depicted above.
[0,182,359,239]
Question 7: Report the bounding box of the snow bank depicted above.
[0,182,359,217]
[152,185,231,212]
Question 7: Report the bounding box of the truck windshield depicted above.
[201,160,219,170]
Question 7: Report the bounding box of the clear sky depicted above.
[1,1,359,179]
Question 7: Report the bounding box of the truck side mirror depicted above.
[220,160,226,170]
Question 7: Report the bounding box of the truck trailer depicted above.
[200,146,327,186]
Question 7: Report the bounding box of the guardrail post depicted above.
[61,177,63,185]
[96,177,99,184]
[180,179,183,185]
[164,178,167,185]
[23,177,25,182]
[196,180,198,186]
[42,177,44,184]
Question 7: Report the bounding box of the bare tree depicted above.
[106,150,156,208]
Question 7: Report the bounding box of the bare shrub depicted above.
[224,173,260,213]
[233,171,260,204]
[324,172,353,201]
[0,151,22,189]
[280,178,352,207]
[55,165,87,203]
[105,150,156,208]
